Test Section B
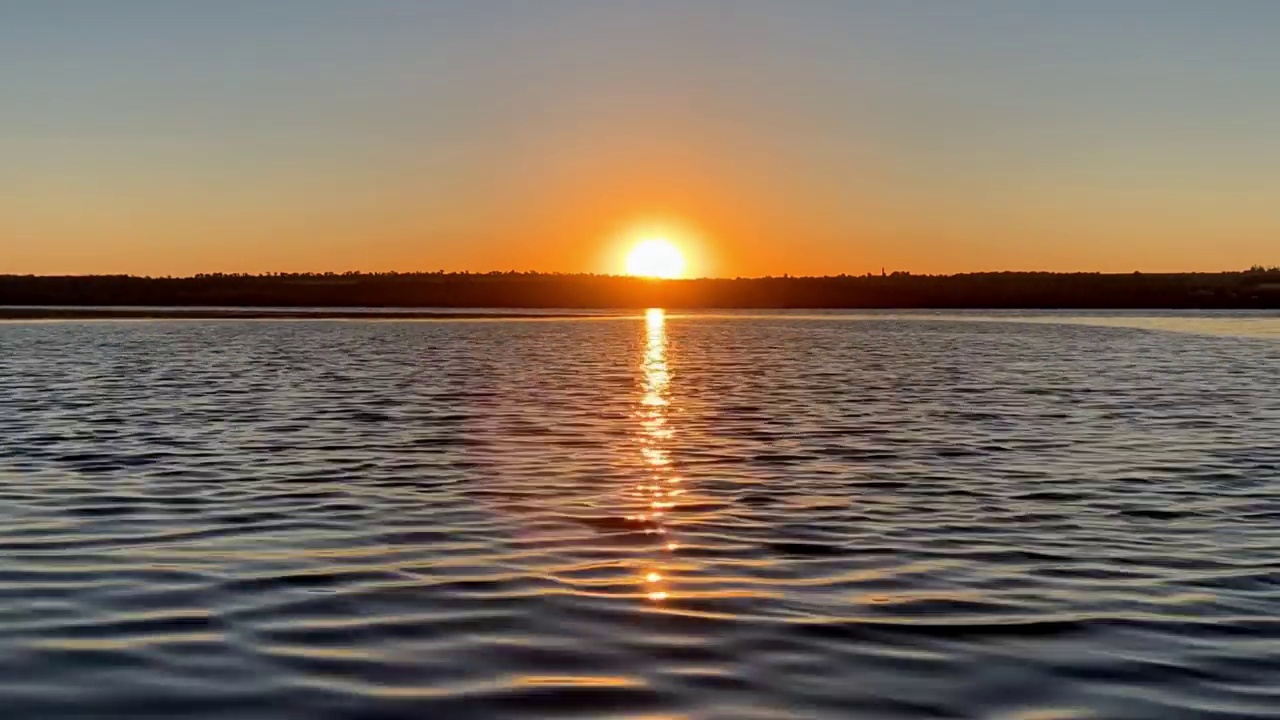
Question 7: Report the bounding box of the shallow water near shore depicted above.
[2,311,1279,719]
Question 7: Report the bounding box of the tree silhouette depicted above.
[1,268,1277,310]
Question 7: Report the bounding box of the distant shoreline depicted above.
[0,307,602,320]
[3,271,1278,310]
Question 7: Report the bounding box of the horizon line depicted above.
[4,267,1279,282]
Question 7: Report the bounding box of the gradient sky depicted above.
[3,1,1278,277]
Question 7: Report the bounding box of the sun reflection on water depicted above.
[637,308,680,603]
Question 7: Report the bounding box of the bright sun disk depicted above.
[625,238,686,279]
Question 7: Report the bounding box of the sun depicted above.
[625,238,686,279]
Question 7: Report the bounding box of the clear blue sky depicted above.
[3,1,1278,276]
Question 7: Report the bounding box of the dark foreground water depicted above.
[2,311,1279,719]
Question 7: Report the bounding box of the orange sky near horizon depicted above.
[4,3,1278,278]
[8,130,1275,278]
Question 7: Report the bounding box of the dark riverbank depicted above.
[0,307,598,320]
[2,270,1279,309]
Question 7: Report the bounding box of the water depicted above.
[2,311,1279,719]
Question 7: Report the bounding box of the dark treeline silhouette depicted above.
[2,269,1280,309]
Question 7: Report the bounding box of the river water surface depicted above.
[2,311,1279,719]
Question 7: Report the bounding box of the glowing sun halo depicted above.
[625,238,686,279]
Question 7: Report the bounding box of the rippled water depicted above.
[2,312,1280,719]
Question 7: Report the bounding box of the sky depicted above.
[3,0,1278,277]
